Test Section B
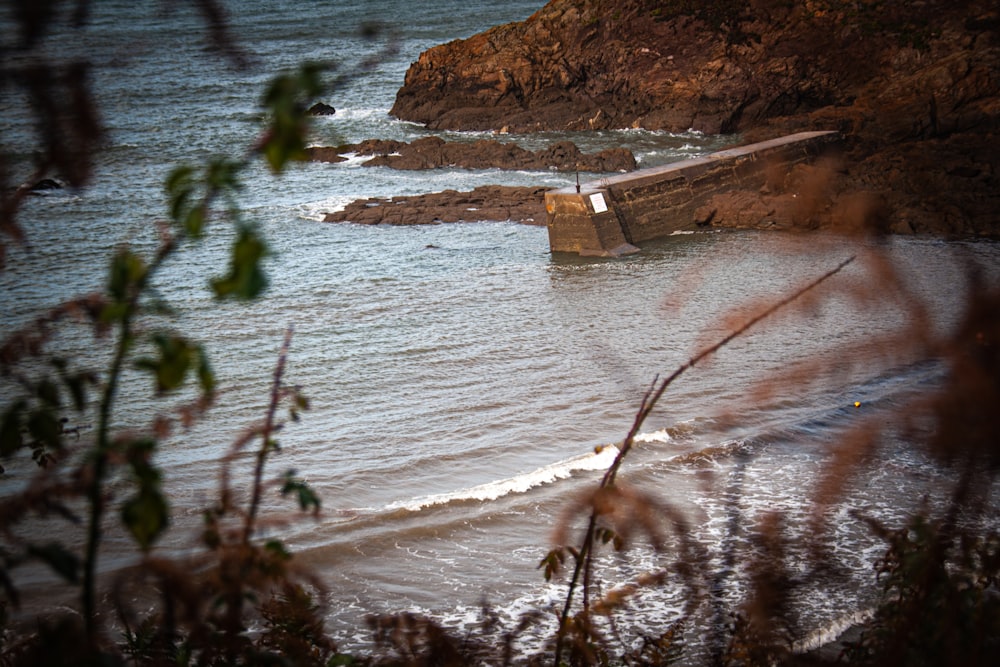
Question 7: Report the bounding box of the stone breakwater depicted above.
[320,131,844,238]
[545,131,843,256]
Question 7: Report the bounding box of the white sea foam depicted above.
[323,152,370,166]
[634,427,673,444]
[295,196,358,219]
[385,445,621,512]
[328,107,388,122]
[792,608,875,654]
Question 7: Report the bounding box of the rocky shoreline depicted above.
[309,136,635,173]
[322,185,549,226]
[325,0,999,237]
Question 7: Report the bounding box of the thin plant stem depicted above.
[82,314,131,643]
[244,326,293,544]
[82,233,180,645]
[552,255,856,666]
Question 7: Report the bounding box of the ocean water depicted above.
[2,0,1000,661]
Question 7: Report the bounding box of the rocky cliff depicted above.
[391,0,997,136]
[390,0,999,235]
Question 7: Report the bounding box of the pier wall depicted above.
[544,131,842,256]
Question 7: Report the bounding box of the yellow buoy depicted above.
[854,401,861,408]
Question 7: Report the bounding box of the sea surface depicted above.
[2,0,999,661]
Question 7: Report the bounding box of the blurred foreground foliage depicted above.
[2,2,999,666]
[1,2,347,665]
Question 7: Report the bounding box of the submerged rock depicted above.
[28,178,63,193]
[307,102,337,116]
[305,146,347,163]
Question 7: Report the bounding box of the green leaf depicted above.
[262,63,324,109]
[27,408,61,451]
[211,226,268,300]
[184,205,206,238]
[166,164,195,194]
[123,438,159,477]
[197,346,215,395]
[538,548,567,582]
[122,487,169,551]
[281,470,321,513]
[134,334,198,393]
[99,301,129,325]
[166,161,246,237]
[61,370,95,412]
[119,438,166,546]
[202,510,220,549]
[264,539,291,561]
[108,249,148,304]
[259,63,327,173]
[166,165,196,226]
[0,401,26,457]
[35,378,61,408]
[205,158,242,191]
[28,543,80,584]
[294,62,325,99]
[263,135,306,173]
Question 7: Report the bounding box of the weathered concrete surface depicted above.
[544,130,842,256]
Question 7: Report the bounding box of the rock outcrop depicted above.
[307,102,337,116]
[390,0,997,135]
[308,136,635,172]
[28,178,64,193]
[322,185,548,226]
[388,0,1000,236]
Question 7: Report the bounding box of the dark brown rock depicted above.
[307,102,336,116]
[390,0,997,135]
[388,0,1000,236]
[28,178,64,193]
[310,136,636,172]
[305,146,347,163]
[322,185,549,226]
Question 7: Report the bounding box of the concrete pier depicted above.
[544,130,842,256]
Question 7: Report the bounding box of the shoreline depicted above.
[382,0,1000,238]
